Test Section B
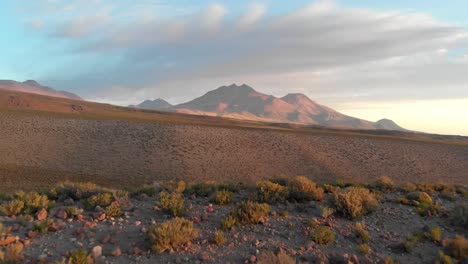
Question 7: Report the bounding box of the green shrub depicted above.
[65,207,82,218]
[0,200,25,217]
[212,190,233,205]
[404,232,424,252]
[446,235,468,259]
[312,226,335,244]
[359,244,372,255]
[157,192,186,217]
[288,176,324,201]
[439,250,453,264]
[33,218,54,234]
[148,217,198,253]
[257,250,295,264]
[429,226,442,242]
[105,203,123,218]
[354,221,370,243]
[86,193,113,209]
[333,187,379,219]
[256,181,289,204]
[231,201,270,225]
[15,191,54,214]
[68,249,89,264]
[221,215,237,230]
[213,230,227,246]
[374,176,394,191]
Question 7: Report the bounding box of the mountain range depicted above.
[132,84,407,131]
[0,80,82,100]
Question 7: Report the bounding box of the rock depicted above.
[200,252,213,262]
[77,215,85,221]
[27,231,40,239]
[55,208,68,220]
[0,235,18,246]
[111,247,122,257]
[135,221,142,226]
[133,247,144,255]
[22,239,31,247]
[84,221,97,228]
[91,245,102,260]
[192,216,201,223]
[35,208,48,221]
[92,212,106,221]
[249,255,257,263]
[49,220,66,232]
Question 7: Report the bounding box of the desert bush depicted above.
[449,204,468,228]
[308,218,319,229]
[373,176,394,191]
[401,182,417,192]
[221,215,237,230]
[312,226,335,244]
[164,180,186,193]
[257,249,295,264]
[184,183,217,197]
[33,218,54,234]
[114,189,129,204]
[429,226,442,242]
[257,181,289,204]
[148,217,198,253]
[68,249,89,264]
[354,221,371,243]
[288,176,324,201]
[231,201,270,225]
[212,190,233,205]
[0,222,11,237]
[404,232,424,252]
[359,244,372,255]
[439,250,453,264]
[15,191,54,214]
[2,243,24,263]
[384,257,397,264]
[320,207,335,219]
[86,193,113,209]
[0,200,25,217]
[65,207,82,218]
[446,235,468,259]
[323,184,340,194]
[157,192,186,217]
[213,230,227,246]
[407,191,432,204]
[417,202,441,217]
[105,203,123,218]
[333,187,379,219]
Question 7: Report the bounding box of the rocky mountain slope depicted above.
[0,80,82,100]
[130,99,172,110]
[134,84,407,131]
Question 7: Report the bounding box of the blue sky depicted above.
[1,0,468,135]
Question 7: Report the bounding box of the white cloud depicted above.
[53,14,112,38]
[236,3,266,32]
[199,4,227,35]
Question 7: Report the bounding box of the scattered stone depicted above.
[92,212,106,221]
[35,208,48,221]
[55,208,68,220]
[91,245,102,260]
[27,231,40,239]
[111,247,122,257]
[84,221,97,228]
[0,235,18,246]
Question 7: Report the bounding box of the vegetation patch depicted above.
[288,176,324,202]
[157,192,186,217]
[148,217,198,253]
[333,187,379,219]
[256,181,289,204]
[312,226,335,244]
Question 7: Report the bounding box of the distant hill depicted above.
[139,84,407,131]
[0,80,82,100]
[130,98,172,110]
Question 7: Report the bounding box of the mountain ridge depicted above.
[0,80,82,100]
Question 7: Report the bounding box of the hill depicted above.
[0,80,82,100]
[130,98,172,110]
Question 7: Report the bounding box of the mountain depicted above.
[0,80,82,100]
[130,98,172,110]
[165,84,406,131]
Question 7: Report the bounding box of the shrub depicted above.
[323,184,340,194]
[15,191,54,214]
[148,217,198,253]
[157,192,185,217]
[212,190,233,205]
[56,181,117,200]
[354,221,370,243]
[446,235,468,259]
[213,230,227,246]
[417,202,441,217]
[401,182,417,192]
[288,176,324,201]
[0,222,11,237]
[231,201,270,225]
[128,185,158,198]
[384,257,397,264]
[65,207,82,218]
[257,249,295,264]
[86,193,113,209]
[184,183,217,197]
[308,219,319,230]
[68,249,89,264]
[374,176,394,191]
[312,226,335,244]
[257,181,289,204]
[333,187,379,219]
[429,226,442,242]
[404,232,424,252]
[105,203,123,218]
[439,250,453,264]
[164,180,186,193]
[279,210,289,217]
[320,207,334,219]
[440,187,456,201]
[33,218,54,234]
[359,244,372,255]
[221,215,237,230]
[0,200,25,217]
[3,243,24,263]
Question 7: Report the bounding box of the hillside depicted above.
[130,98,172,110]
[135,84,407,131]
[0,89,467,192]
[0,80,82,100]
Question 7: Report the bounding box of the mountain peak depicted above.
[132,98,172,110]
[217,83,256,93]
[23,80,41,87]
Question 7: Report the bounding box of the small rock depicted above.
[135,221,142,226]
[55,208,68,220]
[84,221,97,228]
[111,247,122,257]
[35,208,48,221]
[133,247,144,255]
[91,245,103,260]
[0,235,19,246]
[249,255,257,263]
[27,231,40,239]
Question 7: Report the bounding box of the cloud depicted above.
[32,1,468,107]
[53,14,112,38]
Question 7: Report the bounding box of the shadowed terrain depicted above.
[0,90,467,192]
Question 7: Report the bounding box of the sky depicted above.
[1,0,468,136]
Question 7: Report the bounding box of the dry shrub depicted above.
[439,250,453,264]
[359,244,372,255]
[231,201,270,225]
[221,215,237,230]
[257,181,289,204]
[374,176,395,191]
[68,249,89,264]
[0,222,11,237]
[148,217,198,253]
[213,230,227,246]
[333,187,379,219]
[354,221,370,243]
[0,200,25,217]
[164,180,186,193]
[158,192,185,216]
[212,190,233,205]
[15,191,54,214]
[401,182,417,192]
[184,182,217,197]
[2,243,24,263]
[288,176,324,202]
[56,181,116,200]
[105,202,123,218]
[257,249,295,264]
[429,226,442,242]
[446,235,468,260]
[404,232,424,252]
[312,226,335,244]
[320,207,334,219]
[86,193,113,209]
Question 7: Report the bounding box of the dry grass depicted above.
[312,226,335,245]
[231,201,270,225]
[288,176,324,202]
[257,250,295,264]
[212,190,233,205]
[333,187,379,219]
[157,192,186,217]
[148,218,199,253]
[257,181,289,204]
